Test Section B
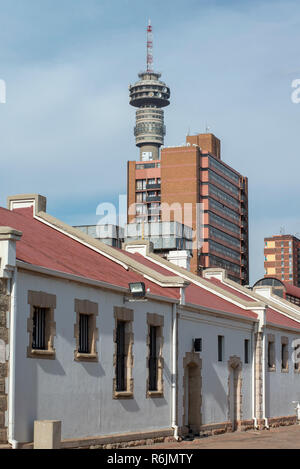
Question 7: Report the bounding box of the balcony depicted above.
[146,195,161,203]
[146,183,161,190]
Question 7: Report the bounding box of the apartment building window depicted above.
[136,204,146,215]
[136,179,146,190]
[74,299,98,362]
[147,313,164,398]
[244,339,249,364]
[27,291,56,359]
[113,307,134,399]
[147,178,156,185]
[136,192,146,203]
[218,335,224,362]
[267,334,275,371]
[281,337,289,372]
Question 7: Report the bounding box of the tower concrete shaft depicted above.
[129,22,170,161]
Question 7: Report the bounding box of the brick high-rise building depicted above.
[127,23,249,285]
[264,234,300,286]
[128,132,249,285]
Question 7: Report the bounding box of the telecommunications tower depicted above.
[129,20,171,161]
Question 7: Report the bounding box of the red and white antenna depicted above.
[147,19,153,72]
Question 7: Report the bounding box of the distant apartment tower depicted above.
[264,234,300,286]
[128,132,249,285]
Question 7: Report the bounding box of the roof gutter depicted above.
[181,302,259,325]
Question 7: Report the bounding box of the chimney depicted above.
[0,227,22,278]
[167,250,191,271]
[123,240,154,257]
[7,194,47,214]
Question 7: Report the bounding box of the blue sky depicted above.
[0,0,299,284]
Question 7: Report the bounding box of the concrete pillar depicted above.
[34,420,61,449]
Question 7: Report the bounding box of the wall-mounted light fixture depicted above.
[129,282,146,298]
[124,282,148,303]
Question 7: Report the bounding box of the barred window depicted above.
[74,299,98,362]
[27,291,56,360]
[32,307,47,350]
[149,326,158,391]
[116,321,126,392]
[79,314,90,354]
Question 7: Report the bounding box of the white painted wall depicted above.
[14,270,173,442]
[265,328,300,419]
[177,309,254,428]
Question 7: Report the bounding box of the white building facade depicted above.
[1,194,300,448]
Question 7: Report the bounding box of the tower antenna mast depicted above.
[147,19,153,72]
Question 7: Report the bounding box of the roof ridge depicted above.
[145,251,263,309]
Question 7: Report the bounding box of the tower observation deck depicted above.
[129,21,170,161]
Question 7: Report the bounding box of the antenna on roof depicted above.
[280,226,285,235]
[205,121,211,133]
[146,19,153,72]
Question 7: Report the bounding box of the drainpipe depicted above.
[171,301,179,440]
[262,330,269,429]
[8,267,19,448]
[251,325,258,430]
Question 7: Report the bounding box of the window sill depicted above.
[281,368,289,373]
[74,352,98,362]
[27,348,56,360]
[147,390,164,399]
[268,366,276,372]
[113,391,134,400]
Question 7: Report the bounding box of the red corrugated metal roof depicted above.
[3,206,300,329]
[119,252,258,319]
[0,207,179,300]
[266,307,300,330]
[207,278,256,302]
[185,283,257,319]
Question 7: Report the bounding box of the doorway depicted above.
[228,356,242,431]
[183,352,202,434]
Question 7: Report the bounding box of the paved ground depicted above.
[132,425,300,449]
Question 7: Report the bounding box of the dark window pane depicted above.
[116,321,126,391]
[149,326,158,391]
[79,314,90,353]
[218,335,223,362]
[244,339,249,364]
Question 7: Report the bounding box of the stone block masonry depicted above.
[0,279,9,443]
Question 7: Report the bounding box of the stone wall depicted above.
[0,279,9,443]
